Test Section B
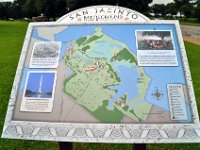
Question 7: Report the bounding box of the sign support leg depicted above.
[59,142,73,150]
[133,144,146,150]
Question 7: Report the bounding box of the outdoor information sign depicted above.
[2,6,200,143]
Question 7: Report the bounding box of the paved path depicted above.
[180,25,200,45]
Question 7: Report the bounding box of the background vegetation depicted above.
[0,0,200,22]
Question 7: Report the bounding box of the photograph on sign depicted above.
[20,71,57,112]
[136,30,178,67]
[136,31,174,50]
[29,42,61,68]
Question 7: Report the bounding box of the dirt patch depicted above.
[183,36,200,46]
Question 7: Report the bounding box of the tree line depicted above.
[0,0,153,20]
[151,0,200,20]
[0,0,199,21]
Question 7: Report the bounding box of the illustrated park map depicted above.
[13,24,192,124]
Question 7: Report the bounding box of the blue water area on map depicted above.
[59,42,68,60]
[108,65,139,109]
[30,24,192,122]
[32,29,49,41]
[143,66,185,112]
[66,67,74,77]
[55,25,97,59]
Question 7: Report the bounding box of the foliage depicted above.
[22,0,37,18]
[151,4,166,17]
[142,31,171,39]
[0,0,199,21]
[71,0,153,15]
[149,0,200,22]
[0,0,153,20]
[179,3,195,18]
[165,3,177,16]
[195,0,200,21]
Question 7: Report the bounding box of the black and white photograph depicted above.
[29,41,61,68]
[32,42,60,58]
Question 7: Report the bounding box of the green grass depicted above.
[150,17,200,26]
[179,18,200,26]
[0,21,200,150]
[179,21,200,26]
[184,42,200,114]
[0,21,58,150]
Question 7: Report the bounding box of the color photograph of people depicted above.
[137,31,174,50]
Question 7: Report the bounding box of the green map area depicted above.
[64,28,152,123]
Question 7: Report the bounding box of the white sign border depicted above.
[2,21,200,143]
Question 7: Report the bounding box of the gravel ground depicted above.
[180,25,200,45]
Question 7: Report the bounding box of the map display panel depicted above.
[12,24,193,124]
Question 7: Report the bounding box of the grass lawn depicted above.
[179,18,200,26]
[179,21,200,26]
[0,21,200,150]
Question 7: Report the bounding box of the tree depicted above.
[165,3,177,16]
[151,4,166,17]
[142,31,171,40]
[55,0,67,17]
[0,2,12,19]
[195,0,200,22]
[35,0,57,20]
[68,0,153,15]
[174,0,193,17]
[113,0,153,15]
[180,3,195,18]
[22,0,38,18]
[13,0,26,18]
[0,0,153,20]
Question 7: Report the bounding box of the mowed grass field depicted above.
[0,21,200,150]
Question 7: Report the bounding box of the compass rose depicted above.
[151,87,163,100]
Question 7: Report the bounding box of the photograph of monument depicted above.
[32,42,60,58]
[24,72,56,99]
[136,30,174,50]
